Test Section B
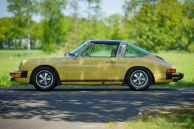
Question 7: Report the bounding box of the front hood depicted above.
[24,56,65,62]
[20,56,66,70]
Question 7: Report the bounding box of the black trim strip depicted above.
[21,71,28,77]
[11,78,16,81]
[61,80,123,82]
[166,72,184,82]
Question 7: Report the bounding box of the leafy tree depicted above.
[1,0,194,53]
[65,0,82,51]
[0,17,23,49]
[85,0,101,21]
[35,0,67,52]
[179,0,194,52]
[122,0,186,52]
[7,0,34,48]
[0,17,10,48]
[85,0,102,39]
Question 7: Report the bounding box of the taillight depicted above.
[167,68,176,73]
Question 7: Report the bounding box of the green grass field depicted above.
[0,50,59,87]
[108,109,194,129]
[158,52,194,81]
[157,52,194,87]
[0,50,194,87]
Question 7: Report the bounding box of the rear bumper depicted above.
[166,72,184,82]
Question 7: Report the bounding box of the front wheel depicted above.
[32,67,57,91]
[127,68,152,91]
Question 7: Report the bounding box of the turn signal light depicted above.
[167,69,176,73]
[10,72,21,78]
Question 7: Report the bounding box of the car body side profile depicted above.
[10,40,184,91]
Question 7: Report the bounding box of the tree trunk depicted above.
[7,39,11,49]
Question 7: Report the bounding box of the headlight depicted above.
[18,60,23,69]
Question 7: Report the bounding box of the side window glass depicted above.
[81,45,93,57]
[90,44,118,57]
[125,46,138,57]
[125,44,145,57]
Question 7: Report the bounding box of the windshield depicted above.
[125,43,151,57]
[69,42,88,56]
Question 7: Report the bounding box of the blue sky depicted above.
[0,0,125,22]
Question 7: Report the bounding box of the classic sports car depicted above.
[10,40,184,91]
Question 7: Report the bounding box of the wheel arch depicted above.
[124,66,155,84]
[30,65,61,85]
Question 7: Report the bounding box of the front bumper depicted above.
[11,78,16,81]
[166,72,184,82]
[10,70,28,81]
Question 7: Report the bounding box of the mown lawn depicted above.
[0,50,60,86]
[158,52,194,81]
[108,109,194,129]
[158,52,194,87]
[0,50,194,87]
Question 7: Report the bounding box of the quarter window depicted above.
[125,43,150,57]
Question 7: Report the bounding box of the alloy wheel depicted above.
[35,70,54,88]
[129,70,148,88]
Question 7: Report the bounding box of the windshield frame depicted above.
[69,41,89,57]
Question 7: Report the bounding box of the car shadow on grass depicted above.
[0,86,193,123]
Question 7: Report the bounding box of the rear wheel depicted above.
[126,68,152,91]
[32,67,57,91]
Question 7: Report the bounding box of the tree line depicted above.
[0,0,194,53]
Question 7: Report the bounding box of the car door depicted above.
[63,42,120,82]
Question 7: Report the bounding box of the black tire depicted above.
[31,67,57,91]
[126,68,152,91]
